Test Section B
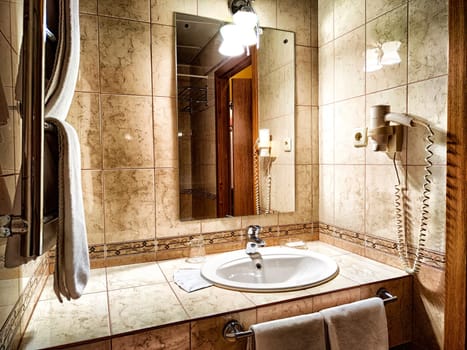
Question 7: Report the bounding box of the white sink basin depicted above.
[201,246,339,292]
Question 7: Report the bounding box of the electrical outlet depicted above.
[283,137,292,152]
[353,128,368,147]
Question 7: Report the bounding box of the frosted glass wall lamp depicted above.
[364,41,401,72]
[219,0,261,57]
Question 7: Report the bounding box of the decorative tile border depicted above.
[0,254,48,350]
[318,222,446,270]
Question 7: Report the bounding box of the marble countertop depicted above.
[20,242,408,349]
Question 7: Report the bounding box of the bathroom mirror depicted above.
[176,13,295,221]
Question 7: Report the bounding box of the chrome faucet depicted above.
[245,225,265,257]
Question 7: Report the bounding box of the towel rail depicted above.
[223,288,398,342]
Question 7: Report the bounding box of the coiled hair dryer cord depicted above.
[393,119,434,274]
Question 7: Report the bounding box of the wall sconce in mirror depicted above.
[364,41,401,72]
[219,0,261,57]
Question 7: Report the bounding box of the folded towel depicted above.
[46,117,90,302]
[319,297,388,350]
[173,269,212,292]
[248,313,326,350]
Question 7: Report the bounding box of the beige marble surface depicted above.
[21,242,408,349]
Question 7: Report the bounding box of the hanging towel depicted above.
[319,297,389,350]
[46,117,89,302]
[247,313,326,350]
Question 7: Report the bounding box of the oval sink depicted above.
[201,246,339,292]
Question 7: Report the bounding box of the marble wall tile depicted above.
[198,0,231,22]
[312,165,319,221]
[241,213,279,229]
[21,293,110,349]
[406,165,446,253]
[408,0,448,82]
[0,1,11,42]
[311,107,319,164]
[318,0,334,46]
[334,0,364,38]
[319,165,334,225]
[152,24,175,97]
[150,0,197,25]
[80,0,97,14]
[0,175,17,215]
[98,0,150,22]
[256,297,314,323]
[334,165,365,233]
[366,0,406,21]
[277,0,311,46]
[319,104,334,164]
[407,76,447,166]
[295,106,312,164]
[311,48,319,106]
[365,165,401,240]
[310,0,318,47]
[253,0,277,29]
[0,35,12,87]
[170,283,255,319]
[155,168,201,238]
[112,323,190,350]
[201,216,242,234]
[366,5,408,94]
[334,96,365,164]
[76,15,99,92]
[295,46,312,106]
[318,42,334,105]
[153,96,177,168]
[81,170,105,245]
[103,169,155,243]
[279,165,312,225]
[9,2,23,55]
[334,27,365,101]
[0,93,15,176]
[108,283,188,334]
[365,86,407,165]
[67,92,102,169]
[99,17,151,95]
[101,94,154,169]
[190,310,256,350]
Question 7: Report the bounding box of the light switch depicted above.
[283,137,292,152]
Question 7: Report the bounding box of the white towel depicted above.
[46,117,90,302]
[248,313,326,350]
[44,0,80,120]
[319,297,389,350]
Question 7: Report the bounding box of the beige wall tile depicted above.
[319,104,334,164]
[0,35,12,87]
[279,165,312,225]
[365,165,402,240]
[201,216,242,233]
[190,310,256,350]
[150,0,197,25]
[104,169,155,243]
[0,2,11,42]
[319,165,334,225]
[408,0,448,82]
[311,48,319,106]
[295,46,312,106]
[112,323,189,350]
[334,165,365,233]
[334,96,365,164]
[407,76,447,166]
[406,165,446,253]
[0,175,17,215]
[277,0,311,46]
[76,15,99,92]
[311,107,319,164]
[312,165,319,221]
[295,105,312,165]
[0,89,15,176]
[98,0,150,21]
[67,92,102,170]
[153,96,177,168]
[81,170,105,245]
[318,42,334,105]
[99,17,152,95]
[152,24,176,97]
[366,5,408,94]
[155,168,201,237]
[253,0,277,28]
[334,27,365,101]
[80,0,97,14]
[197,0,231,22]
[366,0,406,21]
[334,0,364,38]
[318,0,333,46]
[102,94,154,169]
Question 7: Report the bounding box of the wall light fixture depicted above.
[364,41,402,72]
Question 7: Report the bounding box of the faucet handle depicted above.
[247,225,261,239]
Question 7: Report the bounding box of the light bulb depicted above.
[218,39,244,57]
[232,9,257,28]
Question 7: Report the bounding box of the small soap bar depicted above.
[285,241,308,249]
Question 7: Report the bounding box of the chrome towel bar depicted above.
[223,288,398,342]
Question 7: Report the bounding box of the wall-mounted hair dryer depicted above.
[354,105,414,153]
